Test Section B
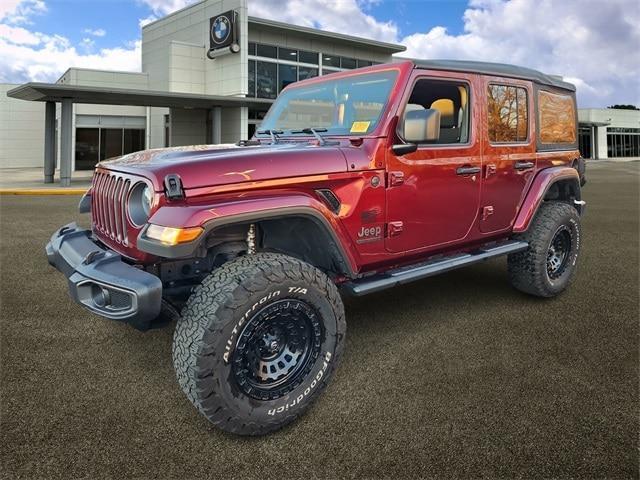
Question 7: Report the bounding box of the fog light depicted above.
[144,224,203,245]
[91,284,111,308]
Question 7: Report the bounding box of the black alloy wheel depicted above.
[546,225,572,280]
[231,299,322,401]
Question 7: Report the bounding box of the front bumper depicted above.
[45,222,162,330]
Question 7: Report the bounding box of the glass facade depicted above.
[75,127,145,170]
[246,41,379,99]
[607,127,640,158]
[578,126,592,159]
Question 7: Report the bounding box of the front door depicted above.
[385,72,482,253]
[480,79,536,233]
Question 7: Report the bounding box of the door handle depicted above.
[456,166,481,176]
[514,161,535,170]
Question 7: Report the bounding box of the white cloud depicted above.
[247,0,398,43]
[83,28,106,37]
[138,14,158,28]
[137,0,195,16]
[0,35,141,83]
[0,0,46,24]
[1,0,637,108]
[0,23,42,45]
[0,23,141,83]
[0,1,139,83]
[397,0,640,107]
[137,0,399,42]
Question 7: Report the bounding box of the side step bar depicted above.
[343,240,529,296]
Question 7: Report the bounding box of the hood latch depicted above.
[164,174,185,200]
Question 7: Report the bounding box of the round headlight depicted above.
[128,182,153,227]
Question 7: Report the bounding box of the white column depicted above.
[596,125,608,159]
[60,99,73,187]
[44,102,56,183]
[212,106,222,144]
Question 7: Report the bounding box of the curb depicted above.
[0,189,88,195]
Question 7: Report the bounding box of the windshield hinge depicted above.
[164,174,184,200]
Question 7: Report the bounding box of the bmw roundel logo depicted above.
[211,15,231,45]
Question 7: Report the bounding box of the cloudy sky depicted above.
[0,0,638,107]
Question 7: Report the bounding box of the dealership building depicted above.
[1,0,639,186]
[1,0,404,185]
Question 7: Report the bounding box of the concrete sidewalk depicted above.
[0,168,92,194]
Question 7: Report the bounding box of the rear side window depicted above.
[487,84,528,143]
[538,90,576,144]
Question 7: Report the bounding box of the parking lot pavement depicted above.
[1,161,638,479]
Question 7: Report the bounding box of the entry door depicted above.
[385,74,482,253]
[480,80,536,233]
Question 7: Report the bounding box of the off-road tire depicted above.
[172,252,346,436]
[508,201,581,297]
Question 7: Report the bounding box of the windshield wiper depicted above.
[291,127,329,146]
[256,129,283,144]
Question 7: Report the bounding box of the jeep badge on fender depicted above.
[45,59,586,436]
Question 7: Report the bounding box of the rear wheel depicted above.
[172,252,345,435]
[508,201,581,297]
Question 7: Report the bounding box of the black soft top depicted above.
[412,59,576,92]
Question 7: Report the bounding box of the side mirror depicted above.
[402,108,441,144]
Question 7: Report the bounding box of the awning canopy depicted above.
[6,82,275,109]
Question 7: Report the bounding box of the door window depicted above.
[487,84,528,143]
[404,79,470,144]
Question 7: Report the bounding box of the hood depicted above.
[99,143,349,191]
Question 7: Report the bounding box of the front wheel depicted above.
[172,253,346,436]
[508,201,582,297]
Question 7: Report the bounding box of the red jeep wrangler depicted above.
[47,60,586,435]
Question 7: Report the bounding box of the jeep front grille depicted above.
[91,171,132,246]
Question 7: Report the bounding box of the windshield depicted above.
[256,70,398,137]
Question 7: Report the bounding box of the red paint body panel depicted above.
[513,166,580,233]
[88,60,583,276]
[100,143,349,191]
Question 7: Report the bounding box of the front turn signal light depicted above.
[144,224,203,245]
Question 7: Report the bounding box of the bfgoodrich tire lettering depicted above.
[172,252,346,436]
[508,201,581,297]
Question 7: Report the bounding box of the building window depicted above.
[278,47,298,61]
[357,59,372,68]
[256,43,277,58]
[164,114,170,147]
[75,126,145,170]
[322,54,340,68]
[256,61,277,99]
[299,50,319,64]
[298,66,318,81]
[341,57,357,69]
[278,64,297,93]
[124,129,145,154]
[487,84,528,143]
[248,60,256,97]
[75,128,100,170]
[578,126,592,159]
[405,79,471,144]
[248,42,322,99]
[607,127,640,158]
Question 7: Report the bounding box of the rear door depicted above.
[480,78,536,233]
[385,71,482,253]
